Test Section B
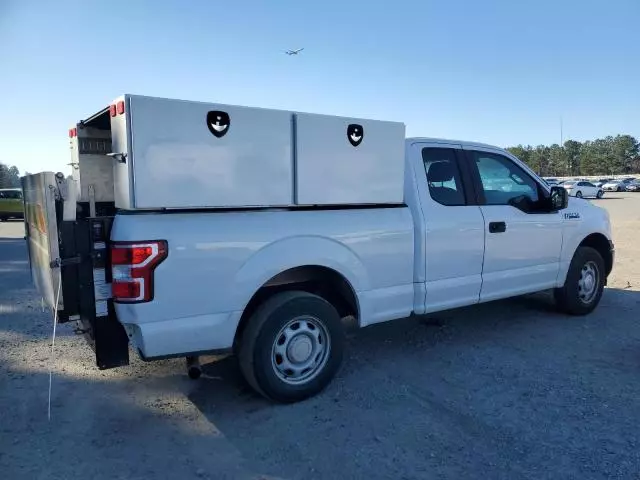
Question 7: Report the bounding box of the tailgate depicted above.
[22,172,63,312]
[21,172,129,369]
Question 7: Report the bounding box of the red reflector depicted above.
[112,281,140,299]
[110,104,117,117]
[68,128,73,138]
[117,101,125,115]
[72,128,77,137]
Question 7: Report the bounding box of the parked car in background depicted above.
[604,178,637,191]
[562,181,604,199]
[593,178,612,188]
[602,180,625,192]
[543,177,559,185]
[0,188,24,221]
[625,181,640,192]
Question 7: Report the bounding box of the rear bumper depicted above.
[121,310,242,359]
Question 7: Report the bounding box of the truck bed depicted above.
[110,207,416,358]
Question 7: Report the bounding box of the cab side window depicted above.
[421,148,466,206]
[469,151,539,206]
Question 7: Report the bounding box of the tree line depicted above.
[507,134,640,178]
[0,163,23,189]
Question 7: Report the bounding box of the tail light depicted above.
[110,241,167,303]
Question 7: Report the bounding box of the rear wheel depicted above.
[554,246,605,315]
[238,291,345,403]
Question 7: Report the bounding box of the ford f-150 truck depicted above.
[23,94,614,403]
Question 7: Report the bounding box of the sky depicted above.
[1,0,638,175]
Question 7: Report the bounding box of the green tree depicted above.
[611,135,639,174]
[507,145,534,172]
[564,140,582,175]
[529,145,550,176]
[0,163,21,188]
[507,135,638,176]
[548,144,568,176]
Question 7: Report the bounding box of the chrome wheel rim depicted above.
[578,260,599,304]
[271,316,331,385]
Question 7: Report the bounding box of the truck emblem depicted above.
[347,124,364,147]
[564,212,580,219]
[206,111,230,138]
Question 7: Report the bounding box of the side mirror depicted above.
[550,186,568,211]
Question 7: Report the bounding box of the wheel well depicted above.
[579,233,613,275]
[234,266,359,349]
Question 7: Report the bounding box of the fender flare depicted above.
[231,235,370,312]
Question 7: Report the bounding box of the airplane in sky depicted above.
[284,48,304,56]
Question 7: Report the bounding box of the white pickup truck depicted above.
[23,95,614,403]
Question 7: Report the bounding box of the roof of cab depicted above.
[406,137,505,151]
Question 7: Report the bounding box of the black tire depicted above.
[617,186,622,192]
[554,246,605,315]
[575,191,582,198]
[596,190,604,199]
[238,291,345,403]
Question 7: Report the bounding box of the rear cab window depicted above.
[421,148,467,206]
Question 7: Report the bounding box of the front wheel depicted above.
[575,191,583,198]
[596,190,604,199]
[554,246,605,315]
[238,291,345,403]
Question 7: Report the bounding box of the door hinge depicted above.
[50,256,82,268]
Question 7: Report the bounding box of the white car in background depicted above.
[562,180,604,199]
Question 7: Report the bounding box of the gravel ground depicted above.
[1,193,640,480]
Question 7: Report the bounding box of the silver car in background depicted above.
[602,180,625,192]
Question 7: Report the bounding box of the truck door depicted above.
[409,142,485,313]
[463,147,563,302]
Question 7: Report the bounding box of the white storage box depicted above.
[107,94,406,209]
[119,95,294,209]
[295,113,405,205]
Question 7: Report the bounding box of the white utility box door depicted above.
[125,95,294,209]
[295,113,406,205]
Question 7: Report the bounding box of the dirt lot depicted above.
[1,194,640,480]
